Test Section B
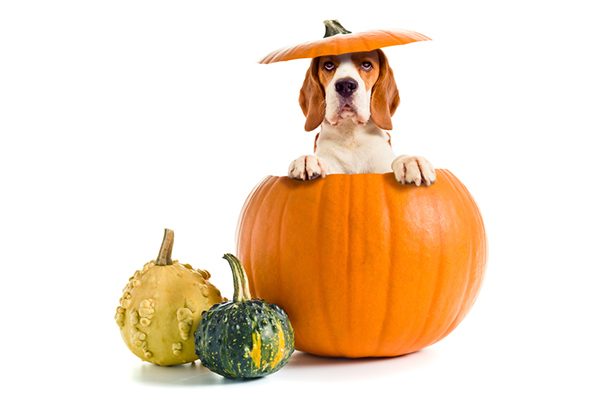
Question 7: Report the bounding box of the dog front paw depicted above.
[288,155,327,181]
[392,155,436,186]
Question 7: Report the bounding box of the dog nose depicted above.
[335,78,358,97]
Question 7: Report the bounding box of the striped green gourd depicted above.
[194,254,294,379]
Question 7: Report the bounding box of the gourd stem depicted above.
[323,20,352,38]
[223,253,252,302]
[156,229,174,266]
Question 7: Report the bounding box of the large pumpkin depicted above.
[236,170,486,358]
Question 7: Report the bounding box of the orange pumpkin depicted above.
[236,170,486,358]
[259,20,430,64]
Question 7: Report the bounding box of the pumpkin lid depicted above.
[259,20,431,64]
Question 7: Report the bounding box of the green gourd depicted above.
[194,254,294,379]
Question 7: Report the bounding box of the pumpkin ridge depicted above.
[314,178,339,353]
[447,170,487,296]
[237,176,272,295]
[318,175,349,355]
[345,175,353,353]
[433,172,486,343]
[434,171,477,342]
[374,175,393,355]
[275,180,290,312]
[403,187,445,353]
[248,177,279,297]
[256,178,284,303]
[236,176,271,256]
[433,172,477,345]
[385,174,417,355]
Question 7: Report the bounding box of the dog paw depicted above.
[288,155,327,181]
[392,155,436,186]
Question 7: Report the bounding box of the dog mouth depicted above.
[328,99,367,126]
[338,102,356,116]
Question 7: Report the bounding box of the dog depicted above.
[288,49,436,186]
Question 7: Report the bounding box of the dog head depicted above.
[299,49,399,131]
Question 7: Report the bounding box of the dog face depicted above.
[299,49,400,131]
[319,52,380,127]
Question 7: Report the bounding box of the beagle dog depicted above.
[288,49,436,186]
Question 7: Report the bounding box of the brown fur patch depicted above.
[316,51,381,91]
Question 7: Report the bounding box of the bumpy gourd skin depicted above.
[115,229,223,366]
[115,261,223,365]
[195,300,294,379]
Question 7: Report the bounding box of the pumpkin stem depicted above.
[223,253,252,302]
[323,20,352,38]
[156,228,174,266]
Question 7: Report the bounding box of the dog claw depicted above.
[289,155,327,181]
[392,155,436,186]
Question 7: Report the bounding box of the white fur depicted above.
[324,54,371,126]
[316,120,393,174]
[289,55,436,186]
[392,155,436,186]
[288,154,326,180]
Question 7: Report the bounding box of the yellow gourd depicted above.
[115,229,223,366]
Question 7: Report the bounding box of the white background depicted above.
[1,0,599,397]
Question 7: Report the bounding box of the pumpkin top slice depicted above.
[259,20,431,64]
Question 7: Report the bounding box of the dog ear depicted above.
[299,58,325,131]
[370,49,400,131]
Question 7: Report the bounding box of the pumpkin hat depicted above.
[259,20,431,64]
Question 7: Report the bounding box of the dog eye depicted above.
[361,61,373,71]
[323,61,335,71]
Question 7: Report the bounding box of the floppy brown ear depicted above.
[299,58,325,131]
[370,49,400,130]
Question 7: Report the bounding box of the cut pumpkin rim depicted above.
[264,170,448,179]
